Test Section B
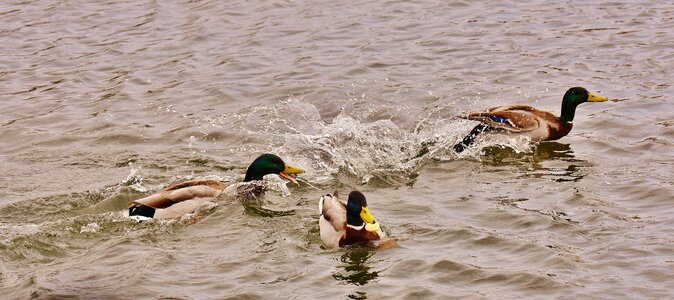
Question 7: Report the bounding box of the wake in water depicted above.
[248,97,537,184]
[0,94,536,244]
[0,94,535,228]
[190,95,538,184]
[0,94,594,300]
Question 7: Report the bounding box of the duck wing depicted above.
[318,192,347,248]
[164,179,227,191]
[487,105,540,113]
[133,179,225,209]
[465,105,542,133]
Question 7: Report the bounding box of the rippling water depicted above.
[1,0,673,299]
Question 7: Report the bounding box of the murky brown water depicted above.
[1,0,673,299]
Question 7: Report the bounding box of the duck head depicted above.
[560,87,608,122]
[243,154,304,185]
[346,191,380,232]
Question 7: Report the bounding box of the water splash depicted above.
[262,174,292,197]
[257,97,535,184]
[191,96,536,184]
[79,222,100,234]
[120,163,147,193]
[280,115,421,183]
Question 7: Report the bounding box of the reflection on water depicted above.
[347,291,368,300]
[332,248,379,287]
[532,142,591,183]
[481,142,591,182]
[533,142,575,160]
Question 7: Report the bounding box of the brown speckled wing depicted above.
[133,182,224,209]
[467,110,540,132]
[164,179,227,191]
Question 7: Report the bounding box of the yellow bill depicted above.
[588,92,608,102]
[280,164,304,186]
[284,164,304,174]
[360,206,380,232]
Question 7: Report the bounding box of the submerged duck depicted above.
[453,87,608,152]
[128,154,304,221]
[319,191,386,248]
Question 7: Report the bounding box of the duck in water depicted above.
[318,191,387,248]
[453,87,608,152]
[128,154,304,221]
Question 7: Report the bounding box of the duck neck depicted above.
[346,213,364,227]
[560,101,578,123]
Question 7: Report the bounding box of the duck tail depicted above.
[453,124,491,153]
[128,204,156,222]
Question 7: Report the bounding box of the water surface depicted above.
[1,0,673,299]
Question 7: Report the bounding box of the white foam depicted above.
[79,222,100,233]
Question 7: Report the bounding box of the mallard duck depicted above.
[318,191,386,248]
[453,87,608,152]
[127,154,304,221]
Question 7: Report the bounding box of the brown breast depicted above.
[546,121,573,141]
[340,226,380,247]
[528,110,573,141]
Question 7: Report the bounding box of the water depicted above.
[1,0,673,298]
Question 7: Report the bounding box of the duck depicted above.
[318,191,386,248]
[453,87,608,152]
[127,154,304,221]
